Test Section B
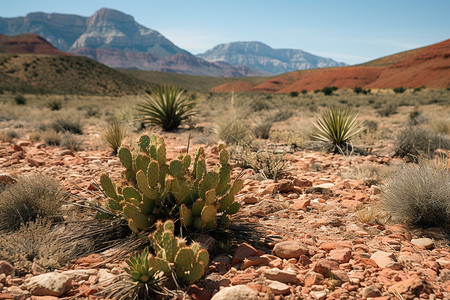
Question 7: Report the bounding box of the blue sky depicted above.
[2,0,449,64]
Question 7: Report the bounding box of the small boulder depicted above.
[267,281,291,295]
[211,285,258,300]
[0,261,13,275]
[273,241,307,259]
[263,268,300,284]
[370,251,402,270]
[411,238,434,249]
[25,272,72,296]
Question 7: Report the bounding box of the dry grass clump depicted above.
[429,117,450,135]
[0,174,64,232]
[40,129,61,146]
[50,112,83,134]
[0,219,92,274]
[61,133,83,151]
[395,126,449,159]
[380,162,450,227]
[214,115,251,145]
[102,118,128,154]
[342,163,394,187]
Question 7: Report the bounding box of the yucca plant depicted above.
[103,118,127,154]
[137,85,196,131]
[312,107,365,152]
[125,247,165,285]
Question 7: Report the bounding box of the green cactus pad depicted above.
[193,218,202,229]
[199,172,219,198]
[192,199,205,216]
[107,198,122,211]
[157,144,166,165]
[123,186,142,203]
[148,256,171,274]
[201,205,217,224]
[118,147,133,170]
[183,154,191,170]
[100,174,117,199]
[123,204,150,230]
[163,220,175,232]
[169,159,185,178]
[170,178,192,203]
[135,154,150,174]
[140,195,156,214]
[147,161,159,188]
[180,204,192,227]
[226,201,240,215]
[136,170,158,200]
[230,179,243,196]
[128,219,140,233]
[174,247,195,277]
[218,194,234,212]
[149,145,157,160]
[219,149,229,165]
[139,135,151,153]
[196,248,209,266]
[219,214,231,228]
[204,189,216,205]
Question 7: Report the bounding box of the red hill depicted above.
[212,39,450,93]
[0,33,67,55]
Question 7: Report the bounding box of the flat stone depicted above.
[211,285,258,300]
[387,276,428,295]
[361,285,382,298]
[25,273,71,296]
[329,248,352,264]
[232,243,263,265]
[60,269,98,281]
[370,251,402,270]
[411,238,434,249]
[312,259,340,277]
[263,268,300,284]
[242,196,258,204]
[304,271,324,287]
[267,281,291,295]
[272,241,307,259]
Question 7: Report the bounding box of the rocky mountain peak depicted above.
[87,8,135,29]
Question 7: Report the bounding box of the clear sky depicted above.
[2,0,449,64]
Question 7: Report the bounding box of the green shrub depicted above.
[246,151,287,182]
[289,91,299,97]
[393,87,406,94]
[321,86,338,96]
[103,118,127,154]
[137,85,196,131]
[395,127,449,159]
[50,115,83,134]
[380,162,449,227]
[353,87,363,94]
[312,107,365,152]
[0,174,64,232]
[301,89,308,95]
[14,95,26,105]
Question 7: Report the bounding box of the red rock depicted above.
[76,254,104,265]
[189,284,212,300]
[272,241,307,259]
[361,285,382,298]
[0,261,14,275]
[242,196,258,204]
[232,243,263,265]
[16,140,31,147]
[293,199,310,210]
[263,268,300,284]
[293,178,312,188]
[304,271,324,287]
[312,259,340,277]
[329,248,352,264]
[229,272,257,285]
[298,255,312,266]
[27,158,45,167]
[0,174,16,187]
[275,180,295,194]
[241,256,270,270]
[370,251,402,270]
[13,145,23,152]
[30,296,59,300]
[0,293,15,300]
[320,241,352,251]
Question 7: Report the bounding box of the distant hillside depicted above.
[197,41,346,75]
[0,53,151,95]
[0,33,67,55]
[0,8,265,77]
[212,39,450,93]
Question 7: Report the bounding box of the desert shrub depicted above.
[429,118,450,135]
[137,85,196,131]
[214,116,251,145]
[395,127,449,159]
[312,107,365,152]
[14,94,26,105]
[380,162,449,227]
[321,86,338,96]
[0,219,91,274]
[250,152,287,182]
[253,118,273,139]
[289,91,299,97]
[50,114,83,134]
[60,133,83,151]
[47,100,62,111]
[301,89,308,95]
[0,174,64,232]
[40,129,61,146]
[376,103,398,117]
[413,86,425,93]
[0,130,18,142]
[393,87,406,94]
[103,118,128,154]
[353,87,371,95]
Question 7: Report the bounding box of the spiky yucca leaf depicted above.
[137,85,196,131]
[125,247,165,284]
[312,107,364,150]
[103,118,127,154]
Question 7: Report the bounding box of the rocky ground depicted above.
[0,129,449,300]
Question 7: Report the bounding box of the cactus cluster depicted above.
[125,220,209,284]
[100,134,242,233]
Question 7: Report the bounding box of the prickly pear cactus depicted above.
[99,134,242,233]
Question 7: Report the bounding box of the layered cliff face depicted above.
[197,41,347,75]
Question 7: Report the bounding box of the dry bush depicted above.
[102,118,128,154]
[354,203,387,224]
[0,174,64,232]
[342,163,394,187]
[40,129,61,146]
[429,117,450,135]
[50,112,83,134]
[61,133,83,151]
[214,115,251,145]
[0,219,92,274]
[380,162,450,227]
[395,127,450,159]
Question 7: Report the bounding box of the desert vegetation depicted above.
[0,87,449,299]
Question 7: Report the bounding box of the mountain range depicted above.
[0,8,345,76]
